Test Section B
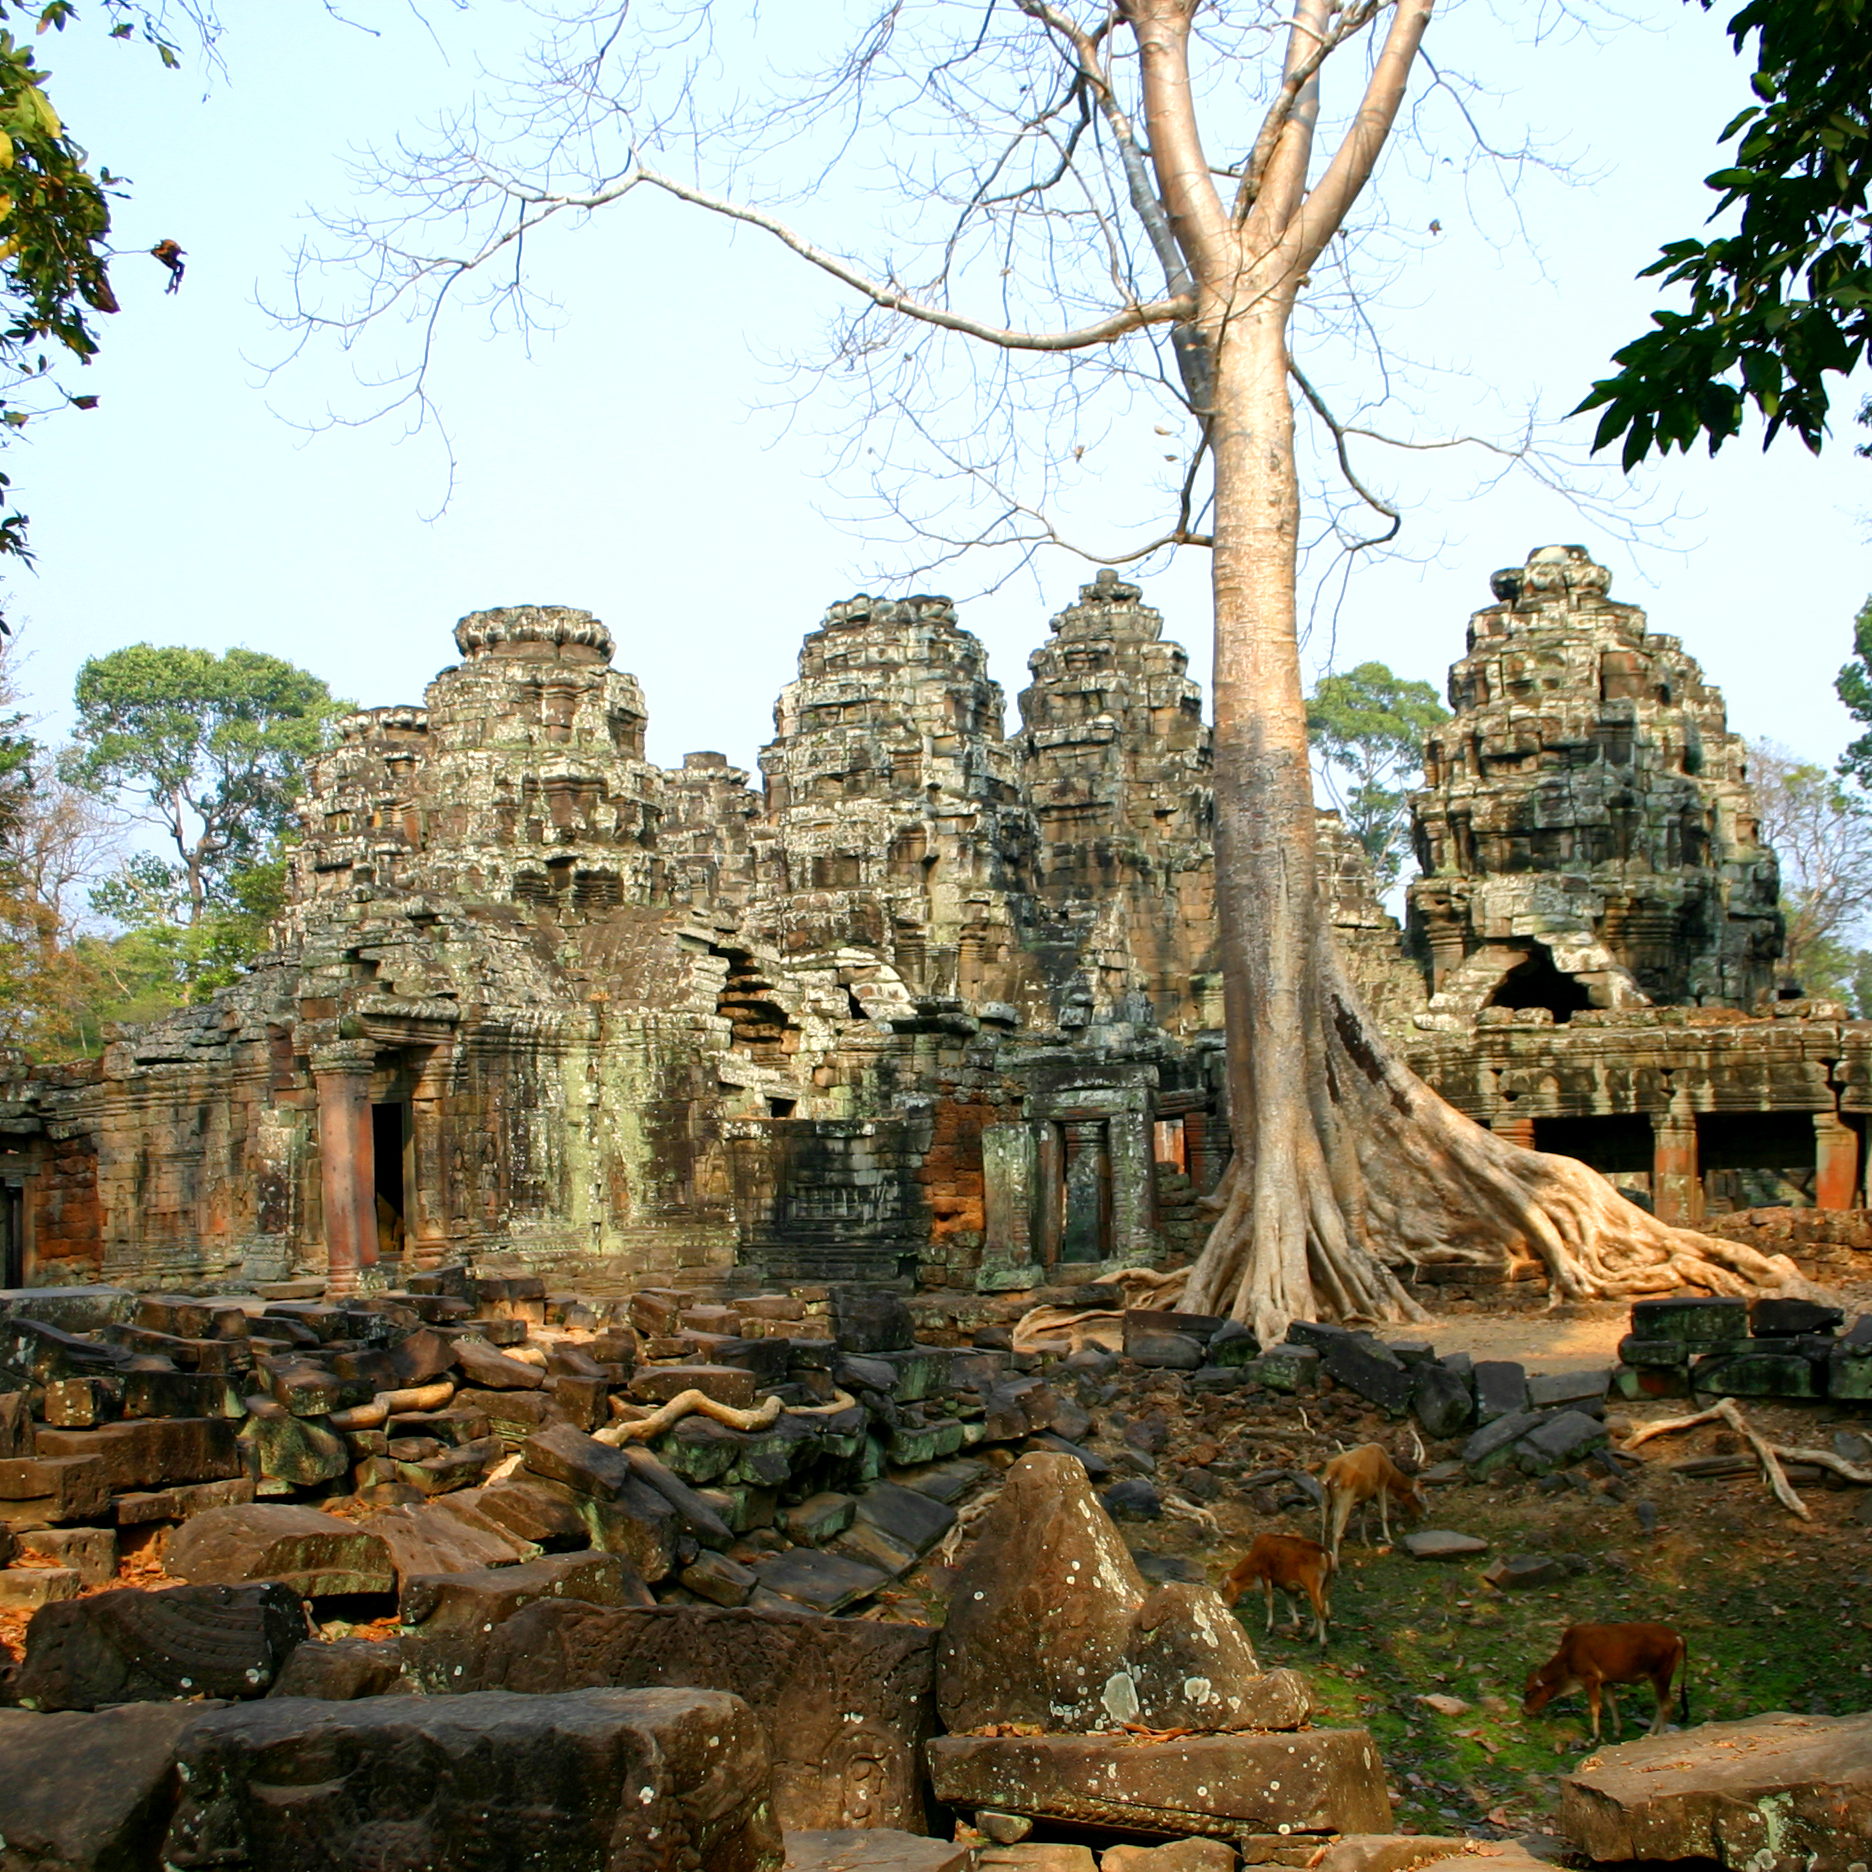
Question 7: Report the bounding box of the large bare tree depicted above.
[290,0,1808,1335]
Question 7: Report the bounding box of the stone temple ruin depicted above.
[1,543,1867,1298]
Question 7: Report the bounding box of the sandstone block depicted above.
[163,1686,783,1872]
[17,1523,118,1583]
[38,1418,243,1491]
[455,1335,547,1390]
[0,1453,109,1527]
[1102,1841,1237,1872]
[269,1635,406,1700]
[631,1363,760,1408]
[524,1420,635,1497]
[0,1563,81,1610]
[166,1503,396,1596]
[927,1729,1392,1841]
[360,1495,542,1585]
[400,1550,651,1636]
[784,1829,973,1872]
[115,1476,257,1525]
[15,1581,307,1711]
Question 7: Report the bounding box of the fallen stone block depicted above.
[17,1523,117,1584]
[1126,1329,1206,1370]
[1691,1347,1823,1399]
[473,1473,594,1548]
[1461,1408,1543,1479]
[162,1686,783,1872]
[1249,1345,1318,1392]
[1525,1368,1610,1411]
[1483,1554,1568,1590]
[1410,1362,1473,1438]
[38,1417,243,1491]
[15,1581,307,1711]
[263,1358,349,1416]
[1629,1295,1748,1346]
[400,1549,651,1637]
[832,1288,915,1353]
[978,1849,1094,1872]
[0,1698,222,1872]
[1102,1842,1236,1872]
[1309,1839,1477,1872]
[138,1294,251,1341]
[400,1597,936,1833]
[626,1444,736,1547]
[751,1546,890,1614]
[682,1549,757,1606]
[1558,1710,1872,1871]
[268,1636,406,1700]
[781,1490,857,1545]
[784,1828,973,1872]
[1616,1335,1690,1369]
[0,1452,109,1528]
[524,1420,635,1497]
[44,1374,124,1428]
[360,1494,542,1585]
[854,1479,954,1557]
[927,1729,1392,1842]
[1514,1409,1609,1475]
[1401,1529,1487,1560]
[166,1503,395,1597]
[0,1284,139,1333]
[1750,1296,1844,1338]
[1316,1335,1413,1415]
[632,1363,760,1408]
[0,1563,81,1609]
[454,1334,548,1390]
[1471,1360,1529,1424]
[1,1384,32,1456]
[115,1475,257,1526]
[237,1410,350,1491]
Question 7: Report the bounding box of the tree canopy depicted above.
[1306,661,1447,890]
[63,642,348,921]
[1579,0,1872,463]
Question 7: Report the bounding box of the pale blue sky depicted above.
[9,0,1869,782]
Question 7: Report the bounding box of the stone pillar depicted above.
[1184,1112,1222,1195]
[1490,1115,1538,1150]
[313,1041,378,1296]
[405,1048,453,1269]
[1814,1112,1861,1211]
[1060,1120,1110,1263]
[1651,1101,1702,1226]
[1035,1124,1064,1268]
[1107,1109,1156,1263]
[978,1123,1041,1290]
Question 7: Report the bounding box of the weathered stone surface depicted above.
[1514,1410,1609,1474]
[237,1410,350,1491]
[1462,1408,1543,1479]
[1558,1711,1872,1870]
[0,1565,82,1609]
[1629,1296,1750,1345]
[115,1476,256,1526]
[163,1687,783,1872]
[361,1495,542,1583]
[938,1452,1272,1735]
[525,1421,635,1497]
[784,1829,973,1872]
[927,1729,1392,1841]
[682,1549,757,1606]
[0,1285,139,1333]
[1525,1368,1610,1410]
[1401,1529,1488,1559]
[1410,1363,1473,1438]
[400,1550,651,1636]
[1472,1361,1529,1424]
[1309,1838,1472,1872]
[454,1335,546,1390]
[400,1598,937,1833]
[631,1364,760,1409]
[0,1699,221,1872]
[17,1523,118,1584]
[15,1582,307,1711]
[37,1419,242,1492]
[1102,1842,1237,1872]
[268,1636,406,1700]
[0,1453,108,1528]
[1751,1296,1844,1337]
[832,1289,915,1354]
[752,1547,890,1614]
[166,1503,395,1597]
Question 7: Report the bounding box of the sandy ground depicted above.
[1401,1304,1630,1373]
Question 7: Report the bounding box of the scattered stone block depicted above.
[268,1635,406,1700]
[238,1410,350,1491]
[927,1728,1392,1840]
[15,1581,307,1711]
[38,1417,243,1491]
[1248,1345,1318,1392]
[1401,1529,1487,1559]
[1750,1296,1844,1337]
[832,1288,915,1353]
[631,1363,760,1409]
[979,1850,1094,1872]
[453,1336,547,1390]
[782,1491,857,1544]
[1309,1838,1473,1872]
[0,1699,222,1872]
[0,1564,81,1609]
[523,1420,635,1497]
[1483,1554,1567,1590]
[1103,1841,1237,1872]
[0,1285,139,1333]
[17,1523,117,1584]
[400,1598,936,1833]
[1629,1295,1748,1346]
[1102,1477,1162,1520]
[44,1375,124,1428]
[1461,1408,1542,1479]
[163,1686,782,1872]
[751,1547,890,1614]
[168,1503,394,1597]
[682,1549,757,1606]
[1472,1360,1529,1423]
[855,1480,954,1556]
[401,1550,649,1637]
[1127,1330,1206,1370]
[893,1456,989,1503]
[1616,1335,1689,1368]
[115,1475,258,1526]
[263,1358,348,1415]
[0,1452,108,1527]
[1208,1321,1260,1366]
[1525,1368,1610,1410]
[1515,1410,1609,1474]
[360,1495,541,1585]
[1410,1362,1473,1438]
[1559,1710,1872,1871]
[1691,1347,1822,1399]
[1316,1335,1413,1415]
[0,1385,31,1456]
[785,1830,973,1872]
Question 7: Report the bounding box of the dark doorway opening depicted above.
[1488,945,1595,1022]
[1,1183,21,1288]
[1698,1110,1817,1210]
[1533,1114,1653,1173]
[372,1102,408,1258]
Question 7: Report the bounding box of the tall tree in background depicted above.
[1306,662,1446,890]
[1834,595,1872,787]
[294,2,1806,1332]
[1580,0,1872,462]
[64,643,346,921]
[1747,740,1872,1002]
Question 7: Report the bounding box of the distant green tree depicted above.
[64,643,347,921]
[1305,662,1449,890]
[1749,739,1872,996]
[1579,0,1872,463]
[1836,595,1872,787]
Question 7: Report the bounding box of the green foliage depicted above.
[1305,662,1449,889]
[63,642,348,919]
[1835,595,1872,788]
[1578,0,1872,463]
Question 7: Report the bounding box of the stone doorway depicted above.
[1,1180,21,1287]
[372,1101,410,1259]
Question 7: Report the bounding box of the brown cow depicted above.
[1319,1443,1424,1562]
[1221,1534,1335,1646]
[1523,1622,1689,1743]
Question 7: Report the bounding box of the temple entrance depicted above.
[1487,944,1595,1022]
[1,1181,21,1287]
[372,1101,409,1258]
[1698,1110,1817,1211]
[1534,1113,1655,1209]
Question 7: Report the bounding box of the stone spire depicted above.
[1406,545,1782,1021]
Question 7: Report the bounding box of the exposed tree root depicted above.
[596,1386,857,1444]
[328,1379,456,1432]
[1620,1397,1872,1520]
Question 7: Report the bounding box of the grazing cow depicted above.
[1523,1622,1689,1743]
[1319,1443,1424,1561]
[1221,1534,1335,1646]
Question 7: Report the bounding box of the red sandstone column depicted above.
[1651,1101,1702,1226]
[1814,1113,1861,1211]
[1490,1115,1538,1151]
[406,1047,453,1269]
[313,1041,378,1296]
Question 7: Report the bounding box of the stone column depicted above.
[1490,1115,1538,1150]
[405,1048,453,1269]
[1183,1112,1221,1194]
[1651,1101,1702,1226]
[978,1124,1041,1291]
[1035,1124,1064,1268]
[312,1041,378,1296]
[1060,1120,1111,1263]
[1814,1112,1861,1211]
[1107,1109,1156,1262]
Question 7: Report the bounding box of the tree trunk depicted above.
[1181,300,1809,1342]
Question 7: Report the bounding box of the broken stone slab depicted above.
[0,1452,109,1528]
[452,1334,547,1390]
[1525,1369,1611,1410]
[1472,1360,1530,1424]
[1,1385,31,1456]
[0,1284,140,1333]
[38,1417,244,1491]
[268,1636,407,1700]
[1751,1296,1845,1337]
[1410,1363,1473,1438]
[632,1362,761,1409]
[937,1452,1268,1736]
[1316,1335,1413,1416]
[926,1728,1392,1842]
[523,1420,635,1497]
[781,1491,857,1545]
[855,1479,955,1557]
[1249,1345,1318,1393]
[138,1294,252,1341]
[399,1598,936,1833]
[979,1850,1094,1872]
[115,1475,257,1527]
[1126,1330,1206,1370]
[1103,1842,1237,1872]
[626,1443,736,1547]
[682,1549,757,1606]
[400,1549,651,1637]
[473,1473,595,1548]
[18,1523,118,1584]
[0,1564,82,1610]
[1461,1408,1544,1479]
[237,1410,350,1492]
[1629,1295,1749,1346]
[1558,1710,1872,1871]
[1616,1335,1690,1369]
[1514,1410,1609,1475]
[166,1503,396,1597]
[1483,1554,1568,1590]
[359,1495,541,1585]
[162,1686,783,1872]
[751,1546,891,1614]
[784,1828,973,1872]
[1401,1530,1488,1560]
[15,1581,307,1711]
[0,1699,224,1872]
